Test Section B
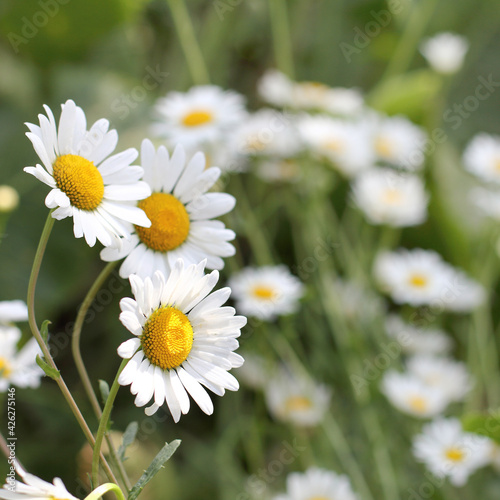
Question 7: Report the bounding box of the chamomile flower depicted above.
[24,100,151,247]
[0,464,79,500]
[442,269,486,312]
[152,85,247,148]
[273,467,359,500]
[100,139,236,279]
[0,301,28,325]
[385,315,453,356]
[371,115,427,170]
[469,187,500,220]
[228,266,305,321]
[298,115,373,177]
[373,249,451,306]
[265,369,331,427]
[352,167,428,226]
[413,418,491,486]
[381,371,449,418]
[407,355,472,403]
[463,133,500,184]
[0,326,43,392]
[117,261,246,422]
[420,32,469,74]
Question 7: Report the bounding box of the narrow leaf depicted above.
[40,320,51,344]
[462,412,500,444]
[36,355,60,380]
[118,421,138,462]
[99,379,110,406]
[128,440,181,500]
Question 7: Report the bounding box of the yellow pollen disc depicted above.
[135,193,190,252]
[408,273,428,288]
[445,447,465,463]
[495,158,500,172]
[52,154,104,211]
[182,110,214,127]
[285,396,313,412]
[300,81,329,93]
[375,137,393,158]
[246,136,267,153]
[408,395,427,413]
[323,139,343,152]
[383,188,402,204]
[0,358,12,378]
[252,285,276,300]
[141,306,194,370]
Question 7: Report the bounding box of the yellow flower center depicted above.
[0,358,12,378]
[141,306,194,370]
[245,136,267,153]
[252,285,276,300]
[309,497,330,500]
[182,110,214,127]
[375,137,393,158]
[285,396,313,412]
[383,188,402,204]
[445,447,465,463]
[408,395,427,413]
[408,273,428,288]
[323,139,343,152]
[52,154,104,211]
[135,193,190,252]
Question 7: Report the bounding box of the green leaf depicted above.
[99,380,110,406]
[128,440,181,500]
[35,355,60,380]
[462,412,500,444]
[40,320,51,344]
[118,422,138,462]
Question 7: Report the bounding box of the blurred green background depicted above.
[0,0,500,498]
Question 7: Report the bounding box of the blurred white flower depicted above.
[152,85,247,148]
[463,133,500,184]
[413,418,491,486]
[228,266,304,321]
[352,167,428,226]
[265,369,331,427]
[385,315,453,356]
[255,158,302,183]
[298,115,373,177]
[420,32,469,74]
[234,352,274,390]
[407,355,472,403]
[469,187,500,220]
[273,467,358,500]
[0,326,44,392]
[0,301,28,325]
[381,370,449,418]
[0,185,19,213]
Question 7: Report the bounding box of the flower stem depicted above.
[71,260,131,491]
[84,483,125,500]
[92,359,128,488]
[27,212,118,485]
[269,0,295,78]
[166,0,210,85]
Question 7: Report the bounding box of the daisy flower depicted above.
[0,464,78,500]
[381,371,449,418]
[228,266,305,321]
[407,355,472,403]
[152,85,247,148]
[351,167,428,226]
[265,369,331,427]
[469,187,500,220]
[100,139,236,279]
[420,32,469,74]
[371,115,427,170]
[298,115,373,177]
[463,133,500,184]
[413,418,491,486]
[385,315,453,356]
[273,467,359,500]
[117,260,246,421]
[0,326,44,392]
[0,301,28,325]
[24,100,151,247]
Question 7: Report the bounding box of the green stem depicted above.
[92,359,128,488]
[27,213,118,485]
[166,0,210,85]
[269,0,295,78]
[71,261,131,491]
[84,483,125,500]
